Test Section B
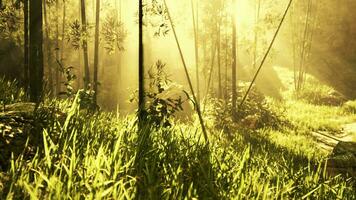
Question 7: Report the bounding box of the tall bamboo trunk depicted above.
[231,0,237,118]
[205,39,217,102]
[217,14,222,99]
[224,1,229,103]
[138,0,145,122]
[23,0,29,90]
[291,2,297,91]
[163,0,208,142]
[207,32,217,98]
[191,0,200,103]
[299,0,313,90]
[60,0,66,86]
[296,0,313,92]
[80,0,90,89]
[116,0,122,109]
[225,23,228,103]
[55,0,60,95]
[253,0,261,69]
[304,0,318,88]
[43,0,53,95]
[93,0,100,104]
[29,0,44,102]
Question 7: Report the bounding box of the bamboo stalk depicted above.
[239,0,293,108]
[232,0,237,118]
[163,0,208,144]
[191,0,200,103]
[93,0,100,104]
[138,0,145,125]
[298,0,312,91]
[43,0,53,95]
[55,0,60,96]
[203,40,217,113]
[253,0,261,69]
[217,1,222,99]
[80,0,90,89]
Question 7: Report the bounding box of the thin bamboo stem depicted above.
[239,0,293,108]
[163,0,208,144]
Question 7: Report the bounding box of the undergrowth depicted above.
[0,77,27,107]
[0,78,355,199]
[294,77,346,106]
[205,86,286,133]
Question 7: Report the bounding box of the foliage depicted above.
[144,60,185,127]
[0,77,27,107]
[143,0,170,37]
[0,82,355,199]
[77,89,98,111]
[0,101,355,199]
[58,66,77,98]
[235,87,285,129]
[67,20,92,50]
[55,62,97,112]
[101,11,127,54]
[342,100,356,114]
[295,78,346,106]
[206,86,285,132]
[0,4,22,41]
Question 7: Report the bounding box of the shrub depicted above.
[0,77,27,107]
[206,86,286,132]
[295,78,346,106]
[342,100,356,114]
[55,63,98,111]
[132,60,187,128]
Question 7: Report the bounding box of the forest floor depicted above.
[273,66,356,152]
[311,123,356,152]
[1,71,356,199]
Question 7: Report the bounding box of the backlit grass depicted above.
[0,77,355,199]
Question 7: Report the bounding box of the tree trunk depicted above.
[231,0,237,118]
[138,0,145,122]
[80,0,90,89]
[295,0,313,92]
[253,0,261,69]
[93,0,100,105]
[217,11,222,99]
[55,0,60,95]
[29,0,44,102]
[291,3,297,91]
[23,0,29,91]
[116,0,122,109]
[225,6,229,104]
[43,0,53,95]
[191,0,200,103]
[205,40,217,101]
[60,0,66,72]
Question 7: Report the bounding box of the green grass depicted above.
[343,100,356,114]
[0,99,355,199]
[0,77,27,106]
[282,100,356,132]
[0,77,355,199]
[274,66,356,132]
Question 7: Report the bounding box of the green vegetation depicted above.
[0,77,27,106]
[343,100,356,114]
[1,0,356,199]
[1,77,355,199]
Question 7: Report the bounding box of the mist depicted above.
[1,0,356,198]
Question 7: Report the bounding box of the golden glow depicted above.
[227,0,256,30]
